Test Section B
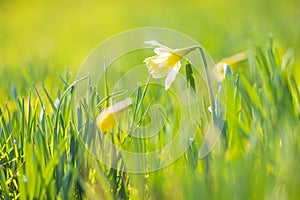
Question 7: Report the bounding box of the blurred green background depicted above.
[0,0,299,85]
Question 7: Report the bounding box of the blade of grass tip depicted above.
[256,47,271,76]
[135,75,151,116]
[158,106,174,127]
[33,83,45,111]
[201,92,210,122]
[256,47,273,87]
[131,84,142,132]
[256,47,275,105]
[69,121,78,163]
[281,48,294,71]
[268,44,277,73]
[53,76,89,146]
[267,34,276,72]
[46,114,56,156]
[96,90,128,108]
[199,48,216,124]
[247,43,258,82]
[29,112,38,146]
[12,85,18,101]
[136,99,154,126]
[59,74,69,88]
[88,87,96,116]
[21,97,25,143]
[79,101,94,122]
[42,83,57,112]
[292,78,300,104]
[85,73,91,103]
[289,77,300,118]
[130,75,151,133]
[26,89,32,142]
[59,113,65,131]
[0,110,10,142]
[77,107,82,131]
[5,102,12,133]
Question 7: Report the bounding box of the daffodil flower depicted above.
[213,51,248,82]
[144,40,199,90]
[96,97,132,132]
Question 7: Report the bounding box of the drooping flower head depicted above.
[144,40,199,90]
[96,97,132,132]
[213,51,248,82]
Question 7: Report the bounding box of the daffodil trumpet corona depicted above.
[96,97,132,132]
[144,40,200,90]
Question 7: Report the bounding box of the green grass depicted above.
[1,1,300,199]
[1,38,300,199]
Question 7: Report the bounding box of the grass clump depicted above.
[0,40,300,199]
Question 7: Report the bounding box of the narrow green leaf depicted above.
[185,61,196,92]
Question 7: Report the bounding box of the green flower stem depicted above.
[199,48,217,125]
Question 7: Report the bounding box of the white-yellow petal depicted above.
[144,41,199,90]
[164,61,181,90]
[154,47,170,54]
[148,64,172,78]
[145,52,171,64]
[108,97,132,113]
[96,98,132,132]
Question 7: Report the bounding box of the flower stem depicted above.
[199,48,217,125]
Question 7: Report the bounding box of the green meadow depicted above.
[1,0,300,199]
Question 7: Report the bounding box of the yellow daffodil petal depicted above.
[96,98,132,132]
[96,110,115,132]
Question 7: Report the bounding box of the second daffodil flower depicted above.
[213,51,248,82]
[96,98,132,132]
[144,40,199,90]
